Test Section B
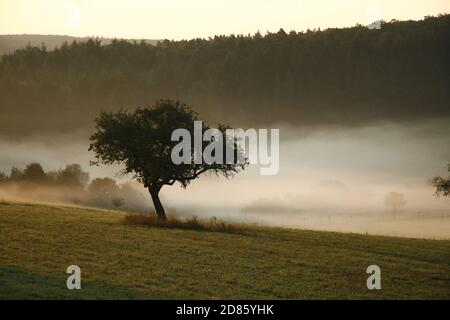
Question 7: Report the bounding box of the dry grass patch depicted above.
[125,214,246,234]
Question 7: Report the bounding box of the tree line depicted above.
[0,15,449,137]
[0,163,150,212]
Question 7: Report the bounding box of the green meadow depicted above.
[0,201,449,299]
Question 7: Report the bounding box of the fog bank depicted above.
[0,118,449,238]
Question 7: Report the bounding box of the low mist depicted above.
[0,118,449,239]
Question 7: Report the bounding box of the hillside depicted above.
[0,201,449,299]
[0,15,449,137]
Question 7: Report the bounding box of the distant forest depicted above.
[0,34,159,56]
[0,163,150,212]
[0,15,449,137]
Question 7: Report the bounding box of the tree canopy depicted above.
[89,99,247,219]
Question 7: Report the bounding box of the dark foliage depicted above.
[0,16,449,136]
[89,99,247,219]
[432,163,450,197]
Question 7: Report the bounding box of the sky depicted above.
[1,0,449,40]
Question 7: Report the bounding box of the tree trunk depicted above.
[149,187,166,220]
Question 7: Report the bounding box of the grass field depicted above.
[0,200,449,299]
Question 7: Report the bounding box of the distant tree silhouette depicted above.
[0,171,7,184]
[88,177,120,198]
[22,163,48,184]
[9,167,24,182]
[56,164,89,189]
[384,192,407,218]
[432,163,450,197]
[0,162,151,212]
[112,197,125,209]
[119,182,147,209]
[89,99,246,219]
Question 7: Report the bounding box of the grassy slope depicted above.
[0,201,449,299]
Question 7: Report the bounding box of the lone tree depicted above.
[432,162,450,197]
[89,99,246,220]
[384,192,407,218]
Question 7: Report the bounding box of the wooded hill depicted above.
[0,15,449,137]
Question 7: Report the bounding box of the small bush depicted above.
[112,197,126,208]
[124,213,244,234]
